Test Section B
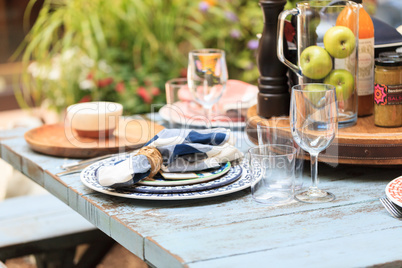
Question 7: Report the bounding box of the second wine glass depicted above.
[187,49,228,123]
[290,84,338,203]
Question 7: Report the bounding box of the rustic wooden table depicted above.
[1,116,402,268]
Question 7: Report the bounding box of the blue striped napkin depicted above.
[98,128,243,187]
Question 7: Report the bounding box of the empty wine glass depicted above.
[187,49,228,122]
[290,84,338,203]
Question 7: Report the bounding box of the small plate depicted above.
[159,103,245,128]
[125,165,242,194]
[385,175,402,207]
[80,156,250,200]
[139,162,231,186]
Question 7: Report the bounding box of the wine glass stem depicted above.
[204,107,212,120]
[310,152,319,191]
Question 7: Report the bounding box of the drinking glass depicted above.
[165,78,188,128]
[290,84,338,203]
[187,49,228,121]
[257,118,304,190]
[248,144,296,205]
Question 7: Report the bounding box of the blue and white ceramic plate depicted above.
[80,156,251,200]
[125,165,242,194]
[139,162,231,186]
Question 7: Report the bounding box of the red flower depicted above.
[86,72,94,80]
[97,77,113,87]
[151,87,160,96]
[79,95,92,103]
[180,68,187,78]
[115,82,126,93]
[137,87,152,104]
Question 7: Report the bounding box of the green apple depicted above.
[323,26,356,59]
[304,84,329,108]
[323,69,354,101]
[299,46,332,80]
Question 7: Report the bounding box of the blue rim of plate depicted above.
[80,156,250,200]
[139,162,231,186]
[122,165,242,194]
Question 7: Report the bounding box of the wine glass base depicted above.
[295,189,335,204]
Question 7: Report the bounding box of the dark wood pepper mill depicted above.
[257,0,290,118]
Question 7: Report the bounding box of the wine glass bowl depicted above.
[290,84,338,203]
[187,49,228,121]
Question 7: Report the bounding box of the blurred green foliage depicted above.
[17,0,295,115]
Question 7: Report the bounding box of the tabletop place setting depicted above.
[49,1,400,208]
[2,0,402,266]
[23,0,402,209]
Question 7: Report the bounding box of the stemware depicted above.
[187,49,228,123]
[290,84,338,203]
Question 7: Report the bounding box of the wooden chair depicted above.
[0,194,114,267]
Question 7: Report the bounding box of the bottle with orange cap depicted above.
[337,0,375,117]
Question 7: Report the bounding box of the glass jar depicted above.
[374,57,402,127]
[379,52,402,59]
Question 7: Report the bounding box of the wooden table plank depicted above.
[0,194,95,247]
[188,227,402,268]
[143,200,401,267]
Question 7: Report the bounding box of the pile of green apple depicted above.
[299,25,356,102]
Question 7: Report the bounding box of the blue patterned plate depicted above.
[80,156,251,200]
[139,162,231,186]
[123,165,242,194]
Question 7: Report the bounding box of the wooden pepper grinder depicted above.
[257,0,290,118]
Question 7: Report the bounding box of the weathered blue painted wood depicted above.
[1,127,402,268]
[143,200,402,267]
[188,227,402,268]
[0,194,95,247]
[0,127,29,140]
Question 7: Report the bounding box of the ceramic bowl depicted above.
[66,101,123,138]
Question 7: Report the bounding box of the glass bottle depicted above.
[337,0,375,117]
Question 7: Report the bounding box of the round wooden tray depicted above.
[246,105,402,166]
[24,118,164,158]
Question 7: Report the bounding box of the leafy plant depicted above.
[16,0,265,115]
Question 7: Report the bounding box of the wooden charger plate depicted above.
[246,105,402,166]
[24,118,164,158]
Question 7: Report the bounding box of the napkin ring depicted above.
[136,146,162,179]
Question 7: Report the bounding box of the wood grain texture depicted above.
[1,127,402,268]
[24,118,164,158]
[0,194,95,247]
[246,104,402,165]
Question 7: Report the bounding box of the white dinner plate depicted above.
[385,175,402,207]
[159,103,246,128]
[80,156,251,200]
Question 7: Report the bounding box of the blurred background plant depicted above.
[15,0,264,115]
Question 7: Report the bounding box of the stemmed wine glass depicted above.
[187,49,228,123]
[290,84,338,203]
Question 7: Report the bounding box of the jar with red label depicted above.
[374,57,402,127]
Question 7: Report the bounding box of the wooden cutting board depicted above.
[24,118,164,158]
[246,105,402,166]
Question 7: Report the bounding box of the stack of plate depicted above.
[81,155,251,200]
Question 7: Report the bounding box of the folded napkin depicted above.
[178,79,258,117]
[98,128,243,187]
